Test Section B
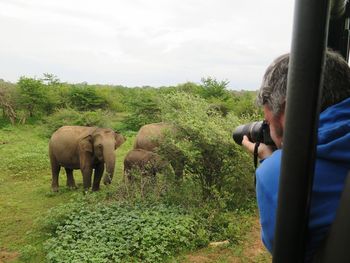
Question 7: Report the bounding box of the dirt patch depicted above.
[0,248,19,263]
[185,247,240,263]
[186,254,212,263]
[243,218,266,260]
[182,217,271,263]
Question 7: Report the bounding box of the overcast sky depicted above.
[0,0,294,90]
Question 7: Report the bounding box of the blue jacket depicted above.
[256,97,350,260]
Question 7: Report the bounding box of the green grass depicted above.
[0,123,268,263]
[0,124,134,262]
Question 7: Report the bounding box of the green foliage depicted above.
[0,80,19,124]
[159,92,254,205]
[230,91,262,119]
[95,87,128,112]
[123,90,162,131]
[14,75,67,119]
[194,206,252,243]
[68,86,108,111]
[41,73,61,86]
[0,76,264,262]
[38,194,94,233]
[198,77,237,117]
[43,108,112,136]
[163,82,203,96]
[0,125,49,179]
[38,74,68,115]
[53,84,74,109]
[200,77,230,100]
[45,202,206,263]
[17,77,48,117]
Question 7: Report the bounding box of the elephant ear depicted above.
[115,132,126,149]
[79,135,93,153]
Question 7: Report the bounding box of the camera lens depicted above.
[233,121,262,145]
[233,121,276,147]
[232,124,246,145]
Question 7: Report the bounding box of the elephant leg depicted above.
[65,168,76,189]
[80,153,94,191]
[81,167,93,191]
[92,163,104,191]
[51,162,61,192]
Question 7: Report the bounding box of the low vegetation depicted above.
[0,76,269,262]
[45,203,204,263]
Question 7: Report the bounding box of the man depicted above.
[242,50,350,261]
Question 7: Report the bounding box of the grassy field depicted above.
[0,124,134,262]
[0,124,270,262]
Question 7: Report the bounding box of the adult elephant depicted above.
[133,122,184,179]
[49,126,125,192]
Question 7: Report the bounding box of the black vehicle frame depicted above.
[273,0,350,262]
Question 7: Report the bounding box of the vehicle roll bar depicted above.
[272,0,349,262]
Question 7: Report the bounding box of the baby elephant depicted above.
[123,149,167,182]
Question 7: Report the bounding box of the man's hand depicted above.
[241,135,274,160]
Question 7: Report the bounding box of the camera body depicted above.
[232,120,275,146]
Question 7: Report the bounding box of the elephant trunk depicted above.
[103,148,116,185]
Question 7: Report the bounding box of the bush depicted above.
[68,86,107,111]
[123,96,161,131]
[158,92,254,207]
[230,91,262,119]
[17,77,47,117]
[44,202,207,263]
[43,108,112,136]
[199,77,230,100]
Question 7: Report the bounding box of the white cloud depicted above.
[0,0,294,89]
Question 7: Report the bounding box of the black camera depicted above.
[232,120,275,146]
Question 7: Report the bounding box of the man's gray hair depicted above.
[257,50,350,116]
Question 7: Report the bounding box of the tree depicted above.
[41,73,61,86]
[200,77,230,100]
[17,77,46,117]
[0,80,18,124]
[68,86,107,111]
[123,90,162,131]
[229,90,261,118]
[40,74,65,114]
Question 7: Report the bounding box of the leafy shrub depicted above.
[17,77,47,117]
[158,92,254,207]
[121,166,176,202]
[193,203,253,243]
[43,108,112,136]
[229,91,262,119]
[81,110,112,127]
[172,82,203,95]
[199,77,230,100]
[68,86,107,111]
[39,194,85,233]
[122,90,162,131]
[45,203,207,263]
[95,87,128,112]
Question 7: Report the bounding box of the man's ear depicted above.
[79,135,93,153]
[279,106,286,129]
[279,101,286,126]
